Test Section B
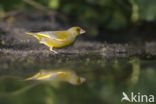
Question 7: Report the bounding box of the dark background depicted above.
[0,0,156,43]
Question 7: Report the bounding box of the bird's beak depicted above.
[80,29,86,34]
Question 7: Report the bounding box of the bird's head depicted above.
[67,27,86,36]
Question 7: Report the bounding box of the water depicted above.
[0,53,156,104]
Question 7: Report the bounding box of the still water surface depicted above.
[0,54,156,104]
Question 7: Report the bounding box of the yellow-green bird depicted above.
[26,27,86,53]
[26,69,86,85]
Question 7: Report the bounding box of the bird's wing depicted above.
[52,31,73,40]
[27,31,73,41]
[26,32,55,40]
[36,31,59,39]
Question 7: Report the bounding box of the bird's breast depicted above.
[41,36,76,48]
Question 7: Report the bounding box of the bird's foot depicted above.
[51,50,58,54]
[49,47,58,54]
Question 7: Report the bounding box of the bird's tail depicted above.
[26,32,40,40]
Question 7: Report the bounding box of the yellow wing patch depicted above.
[36,33,51,38]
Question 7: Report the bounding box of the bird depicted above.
[26,27,86,54]
[26,69,86,85]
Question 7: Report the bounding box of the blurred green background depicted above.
[1,0,156,42]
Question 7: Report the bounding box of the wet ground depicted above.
[0,11,156,104]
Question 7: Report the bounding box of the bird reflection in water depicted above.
[26,69,86,85]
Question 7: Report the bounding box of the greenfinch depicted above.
[26,69,86,85]
[26,27,86,53]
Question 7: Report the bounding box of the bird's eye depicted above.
[76,28,80,32]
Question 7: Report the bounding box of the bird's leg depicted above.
[49,47,58,54]
[39,41,44,44]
